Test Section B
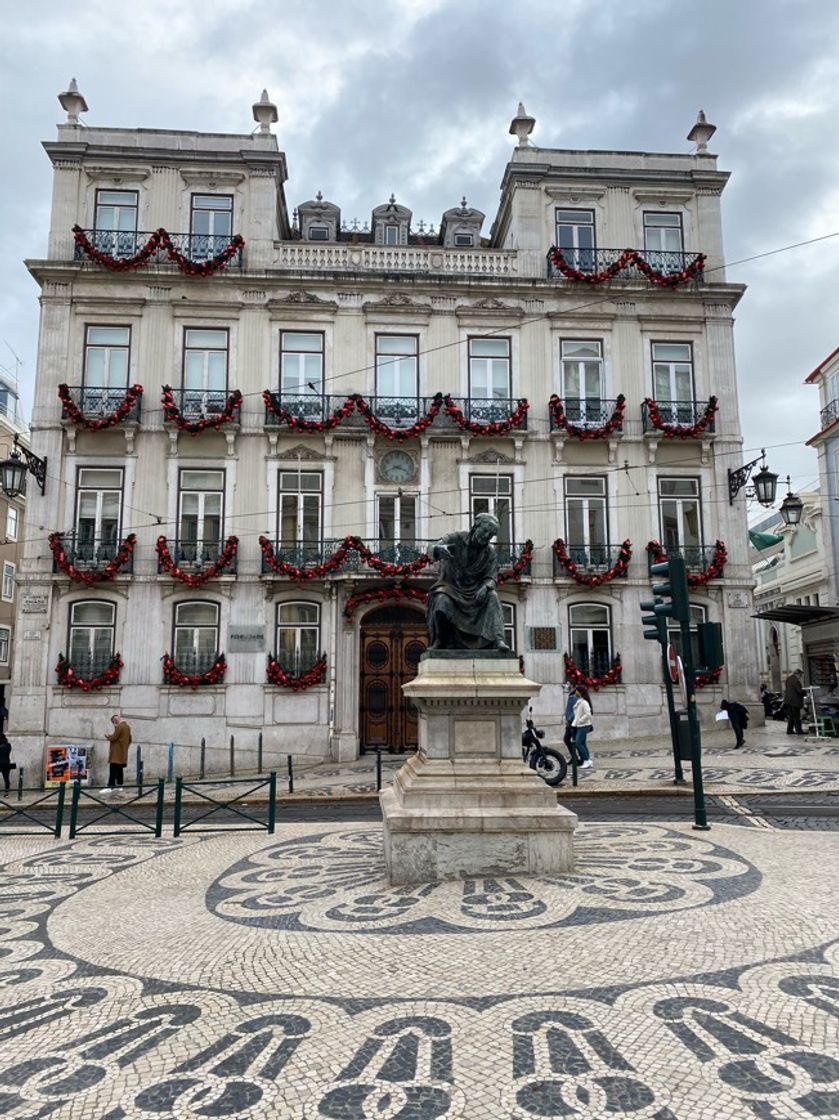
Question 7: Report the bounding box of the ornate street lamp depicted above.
[728,448,778,507]
[0,436,47,499]
[779,477,804,526]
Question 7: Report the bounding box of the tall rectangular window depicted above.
[68,600,115,675]
[5,505,18,541]
[555,208,596,270]
[502,602,516,652]
[470,474,513,552]
[561,340,603,422]
[279,471,323,561]
[652,343,694,403]
[190,194,233,259]
[565,477,608,566]
[469,338,511,400]
[643,212,684,254]
[375,335,418,400]
[94,190,138,258]
[569,603,612,676]
[83,327,130,412]
[377,493,417,551]
[658,478,702,561]
[276,602,320,673]
[280,332,324,416]
[178,470,224,563]
[183,328,229,413]
[75,468,123,562]
[1,562,14,603]
[0,626,9,664]
[384,225,399,246]
[173,601,220,674]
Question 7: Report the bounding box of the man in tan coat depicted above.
[103,713,132,792]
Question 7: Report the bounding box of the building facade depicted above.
[12,90,758,777]
[0,373,27,725]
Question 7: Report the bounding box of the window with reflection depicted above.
[68,600,115,675]
[560,340,603,422]
[377,493,417,556]
[569,602,612,676]
[565,477,608,566]
[190,194,233,259]
[555,209,596,270]
[652,342,694,423]
[470,474,513,553]
[279,471,322,562]
[276,601,320,674]
[173,601,220,673]
[75,468,123,563]
[469,338,511,401]
[183,328,229,414]
[658,477,702,562]
[178,470,224,563]
[94,190,138,257]
[375,335,418,401]
[643,212,684,254]
[280,332,324,416]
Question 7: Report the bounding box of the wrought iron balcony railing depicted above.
[160,538,237,573]
[65,650,117,677]
[261,538,528,575]
[647,545,717,573]
[271,651,321,678]
[54,532,132,571]
[570,649,614,677]
[549,399,621,431]
[547,247,703,281]
[553,544,623,575]
[169,650,221,675]
[73,229,243,266]
[60,385,142,423]
[264,393,528,430]
[642,400,716,433]
[167,388,232,419]
[820,398,839,431]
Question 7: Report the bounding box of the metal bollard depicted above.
[17,767,23,801]
[571,758,578,788]
[257,731,263,775]
[76,761,83,782]
[287,754,294,794]
[167,742,174,784]
[375,748,382,792]
[199,737,206,780]
[135,746,144,796]
[229,734,235,777]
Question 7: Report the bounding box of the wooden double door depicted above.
[360,605,427,752]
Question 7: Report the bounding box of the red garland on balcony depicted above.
[57,383,143,429]
[443,394,529,435]
[548,247,706,288]
[258,535,434,580]
[49,532,137,585]
[644,396,719,438]
[695,666,723,690]
[263,390,357,432]
[343,585,429,622]
[56,653,123,692]
[645,539,728,588]
[549,394,626,440]
[156,536,239,585]
[162,653,226,690]
[162,387,242,434]
[354,393,444,441]
[497,540,534,584]
[72,226,245,277]
[266,653,328,690]
[552,539,632,586]
[564,653,623,691]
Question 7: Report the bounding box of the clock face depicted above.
[380,450,415,483]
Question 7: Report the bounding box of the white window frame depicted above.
[280,332,325,400]
[652,342,695,404]
[564,477,608,563]
[173,600,220,673]
[75,468,123,561]
[68,599,116,675]
[501,602,516,651]
[278,471,323,555]
[560,340,604,420]
[276,601,321,673]
[178,470,225,561]
[5,505,18,542]
[0,626,9,664]
[643,211,684,254]
[555,208,596,269]
[94,189,138,233]
[568,602,612,674]
[83,325,131,391]
[190,194,233,239]
[468,338,512,401]
[469,474,513,549]
[377,492,417,548]
[183,327,229,413]
[667,604,707,666]
[375,335,419,400]
[658,477,703,555]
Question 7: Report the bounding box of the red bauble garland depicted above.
[353,392,443,441]
[564,653,623,691]
[156,536,239,585]
[695,666,723,690]
[56,653,123,692]
[49,532,136,585]
[343,585,429,622]
[266,653,328,690]
[497,540,534,584]
[548,247,706,288]
[162,387,242,434]
[72,225,244,277]
[553,539,631,586]
[58,383,143,430]
[549,394,626,440]
[162,653,227,690]
[645,539,728,588]
[644,396,718,439]
[258,535,434,581]
[263,390,357,433]
[443,394,529,436]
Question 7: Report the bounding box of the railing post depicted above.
[200,737,206,780]
[75,761,83,782]
[68,780,81,839]
[54,781,66,838]
[267,771,277,834]
[136,746,144,796]
[257,731,263,775]
[16,767,23,801]
[375,747,382,792]
[229,734,235,777]
[286,754,294,794]
[167,743,174,784]
[154,778,165,838]
[173,776,183,837]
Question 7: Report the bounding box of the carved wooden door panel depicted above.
[360,607,427,752]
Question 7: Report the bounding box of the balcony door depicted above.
[359,605,426,752]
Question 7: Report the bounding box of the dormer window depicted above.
[384,225,399,246]
[308,226,329,241]
[454,233,474,247]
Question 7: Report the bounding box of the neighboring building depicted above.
[12,88,759,777]
[0,371,28,726]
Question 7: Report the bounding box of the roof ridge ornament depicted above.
[252,89,278,133]
[509,102,535,147]
[687,109,716,154]
[58,78,88,124]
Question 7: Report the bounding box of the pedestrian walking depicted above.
[0,733,13,794]
[103,713,132,792]
[571,685,594,769]
[719,699,749,749]
[563,684,581,765]
[784,669,806,736]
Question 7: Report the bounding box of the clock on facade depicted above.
[379,449,415,483]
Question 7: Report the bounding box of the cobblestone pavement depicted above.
[1,814,838,1118]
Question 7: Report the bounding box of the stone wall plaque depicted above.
[21,594,48,614]
[228,624,265,652]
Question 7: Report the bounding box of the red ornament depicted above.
[157,536,239,584]
[549,394,626,440]
[58,384,144,430]
[161,387,242,434]
[553,539,632,586]
[564,653,622,691]
[56,653,123,690]
[162,653,226,690]
[643,396,718,439]
[49,532,137,585]
[266,653,327,690]
[73,226,244,276]
[645,539,727,588]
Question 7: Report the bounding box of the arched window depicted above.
[69,600,116,675]
[276,601,320,674]
[173,601,220,673]
[568,602,611,675]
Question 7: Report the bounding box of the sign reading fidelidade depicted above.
[228,624,265,652]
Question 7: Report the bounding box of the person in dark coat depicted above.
[0,734,12,794]
[103,713,132,792]
[720,699,749,749]
[784,669,806,735]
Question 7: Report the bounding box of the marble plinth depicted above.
[380,656,577,884]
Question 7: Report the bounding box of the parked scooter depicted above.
[522,716,567,786]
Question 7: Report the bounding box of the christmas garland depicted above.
[564,653,623,691]
[156,535,239,585]
[443,394,529,435]
[162,387,242,433]
[266,653,328,690]
[56,653,123,692]
[162,653,226,690]
[343,585,429,622]
[72,225,245,277]
[258,534,434,580]
[354,392,443,441]
[695,666,723,690]
[644,396,718,438]
[49,532,136,585]
[548,247,706,288]
[58,383,143,429]
[552,538,631,586]
[646,539,728,588]
[549,394,626,440]
[263,391,356,432]
[497,540,534,583]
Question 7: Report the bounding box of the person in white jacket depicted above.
[571,686,594,768]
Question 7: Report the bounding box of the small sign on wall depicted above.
[228,624,265,652]
[45,744,90,785]
[726,591,750,609]
[21,594,48,614]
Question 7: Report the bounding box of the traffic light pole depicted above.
[659,641,686,785]
[679,616,710,830]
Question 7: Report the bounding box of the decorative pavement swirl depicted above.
[0,820,836,1118]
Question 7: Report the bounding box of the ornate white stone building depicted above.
[12,88,759,776]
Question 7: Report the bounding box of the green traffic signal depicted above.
[639,598,667,642]
[649,556,690,623]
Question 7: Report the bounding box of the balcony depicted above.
[73,229,243,267]
[553,544,626,577]
[547,247,704,284]
[60,385,142,424]
[159,538,238,574]
[549,399,622,432]
[274,242,517,276]
[647,544,720,574]
[166,651,221,676]
[166,388,234,421]
[819,398,839,431]
[642,400,716,435]
[264,393,528,432]
[52,532,134,573]
[261,538,529,576]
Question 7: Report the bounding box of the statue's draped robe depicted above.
[426,530,506,649]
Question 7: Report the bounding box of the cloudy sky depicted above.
[0,0,837,510]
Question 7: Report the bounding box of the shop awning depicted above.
[753,606,839,626]
[749,529,784,549]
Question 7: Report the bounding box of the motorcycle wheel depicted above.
[530,748,567,787]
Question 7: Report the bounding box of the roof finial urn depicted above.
[509,102,535,147]
[58,79,88,124]
[252,89,278,133]
[687,109,716,154]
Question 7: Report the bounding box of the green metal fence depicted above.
[68,780,165,838]
[173,772,277,836]
[0,784,66,837]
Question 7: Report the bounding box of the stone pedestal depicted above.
[380,655,577,884]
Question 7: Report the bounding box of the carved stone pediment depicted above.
[276,444,325,461]
[468,449,516,465]
[280,290,330,305]
[366,292,426,308]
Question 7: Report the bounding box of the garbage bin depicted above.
[677,714,692,762]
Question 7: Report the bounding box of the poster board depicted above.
[45,744,91,786]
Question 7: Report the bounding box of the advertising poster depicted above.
[45,744,91,786]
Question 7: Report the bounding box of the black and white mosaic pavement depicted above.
[0,823,837,1118]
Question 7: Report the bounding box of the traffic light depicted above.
[698,621,724,668]
[640,597,667,642]
[649,557,691,624]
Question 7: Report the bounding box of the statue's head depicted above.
[472,512,499,544]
